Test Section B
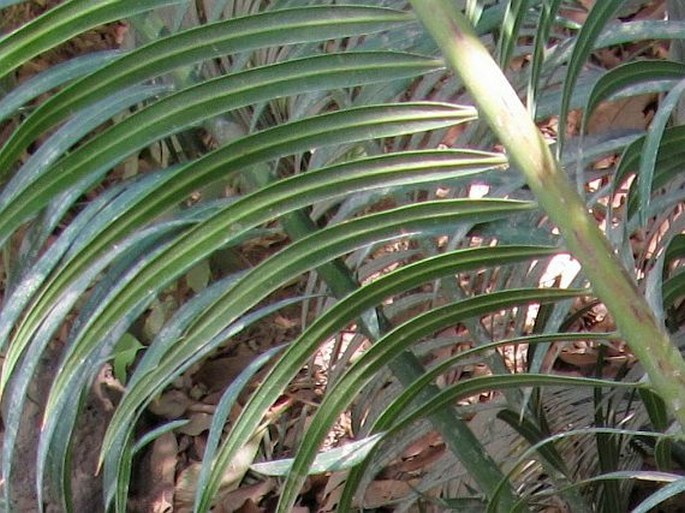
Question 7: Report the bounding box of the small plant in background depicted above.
[2,1,685,512]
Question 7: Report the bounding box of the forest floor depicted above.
[2,1,684,512]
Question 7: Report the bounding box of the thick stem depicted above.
[410,0,685,430]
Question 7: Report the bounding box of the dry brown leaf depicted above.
[149,389,192,419]
[148,432,178,513]
[587,95,655,134]
[558,346,600,368]
[401,431,442,460]
[318,472,346,512]
[318,474,422,512]
[177,412,213,436]
[233,499,262,513]
[390,443,445,475]
[361,478,422,509]
[193,354,257,393]
[560,3,591,25]
[212,480,274,513]
[174,428,267,511]
[274,314,299,330]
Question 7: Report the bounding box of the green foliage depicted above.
[2,1,685,512]
[111,333,144,384]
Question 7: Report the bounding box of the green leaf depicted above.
[0,0,185,81]
[630,477,685,513]
[250,433,384,476]
[203,247,557,513]
[497,409,568,475]
[582,60,685,134]
[0,50,121,122]
[1,149,495,491]
[0,6,414,179]
[185,344,284,513]
[0,55,446,242]
[1,107,477,397]
[192,245,542,512]
[67,200,528,513]
[558,0,624,157]
[8,2,685,511]
[617,126,685,221]
[111,333,144,385]
[497,0,530,69]
[186,260,211,294]
[527,0,563,116]
[336,302,594,513]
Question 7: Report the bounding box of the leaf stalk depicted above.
[410,0,685,431]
